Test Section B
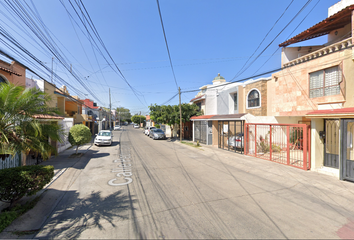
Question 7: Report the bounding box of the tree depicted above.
[116,107,132,123]
[68,124,92,154]
[131,115,146,124]
[149,103,201,136]
[0,83,63,159]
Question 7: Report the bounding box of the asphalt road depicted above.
[27,125,354,239]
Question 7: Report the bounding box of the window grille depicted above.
[248,90,260,108]
[309,66,341,98]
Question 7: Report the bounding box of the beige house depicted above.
[267,1,354,181]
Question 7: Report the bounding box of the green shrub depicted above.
[155,124,160,129]
[0,165,54,208]
[68,124,92,154]
[0,196,40,233]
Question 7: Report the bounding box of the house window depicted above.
[309,66,341,98]
[196,102,202,111]
[247,89,260,108]
[233,93,238,110]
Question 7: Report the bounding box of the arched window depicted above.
[247,89,260,108]
[0,75,8,85]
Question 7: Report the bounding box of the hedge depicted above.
[0,165,54,208]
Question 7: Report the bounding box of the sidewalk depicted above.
[0,141,94,213]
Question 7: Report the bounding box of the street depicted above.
[13,125,354,239]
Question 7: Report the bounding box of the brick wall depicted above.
[244,80,267,116]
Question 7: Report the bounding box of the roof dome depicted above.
[212,73,226,84]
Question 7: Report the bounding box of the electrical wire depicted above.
[156,0,179,90]
[234,0,295,79]
[231,0,313,81]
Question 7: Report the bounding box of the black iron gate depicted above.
[324,119,340,169]
[218,120,244,154]
[194,121,207,144]
[341,119,354,182]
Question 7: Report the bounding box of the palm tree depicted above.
[0,82,63,160]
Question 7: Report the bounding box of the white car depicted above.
[94,130,113,146]
[114,125,121,131]
[145,126,156,135]
[134,124,139,129]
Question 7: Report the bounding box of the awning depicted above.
[306,107,354,118]
[209,113,246,121]
[191,113,246,121]
[190,114,216,121]
[279,5,354,47]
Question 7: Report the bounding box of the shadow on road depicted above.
[36,190,136,239]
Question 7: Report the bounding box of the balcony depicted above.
[282,37,352,68]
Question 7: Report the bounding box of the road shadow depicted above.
[36,190,136,239]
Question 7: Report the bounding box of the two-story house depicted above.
[82,98,100,134]
[267,0,354,181]
[190,73,273,152]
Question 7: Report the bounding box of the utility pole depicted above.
[139,111,141,127]
[109,88,111,130]
[179,87,182,142]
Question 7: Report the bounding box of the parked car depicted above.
[227,132,244,149]
[134,124,139,129]
[145,126,156,136]
[114,125,121,131]
[94,130,113,146]
[150,128,166,140]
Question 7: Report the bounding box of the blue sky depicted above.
[0,0,340,115]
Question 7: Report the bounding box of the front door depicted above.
[341,119,354,182]
[324,119,340,168]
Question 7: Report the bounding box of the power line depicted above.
[231,0,313,81]
[234,0,295,79]
[182,67,282,94]
[252,0,321,76]
[3,0,103,103]
[156,0,179,90]
[65,0,147,107]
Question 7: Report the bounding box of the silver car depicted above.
[150,129,166,140]
[145,126,156,136]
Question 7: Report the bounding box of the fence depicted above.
[194,121,207,144]
[245,123,311,170]
[0,153,21,170]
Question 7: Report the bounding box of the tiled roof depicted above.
[279,5,354,47]
[190,94,205,102]
[33,114,64,120]
[0,66,22,76]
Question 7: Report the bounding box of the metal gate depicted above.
[194,121,207,144]
[341,119,354,182]
[245,123,311,170]
[324,119,340,168]
[218,120,244,154]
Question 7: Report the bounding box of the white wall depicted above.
[58,118,74,153]
[328,0,354,16]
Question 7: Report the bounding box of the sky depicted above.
[0,0,341,115]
